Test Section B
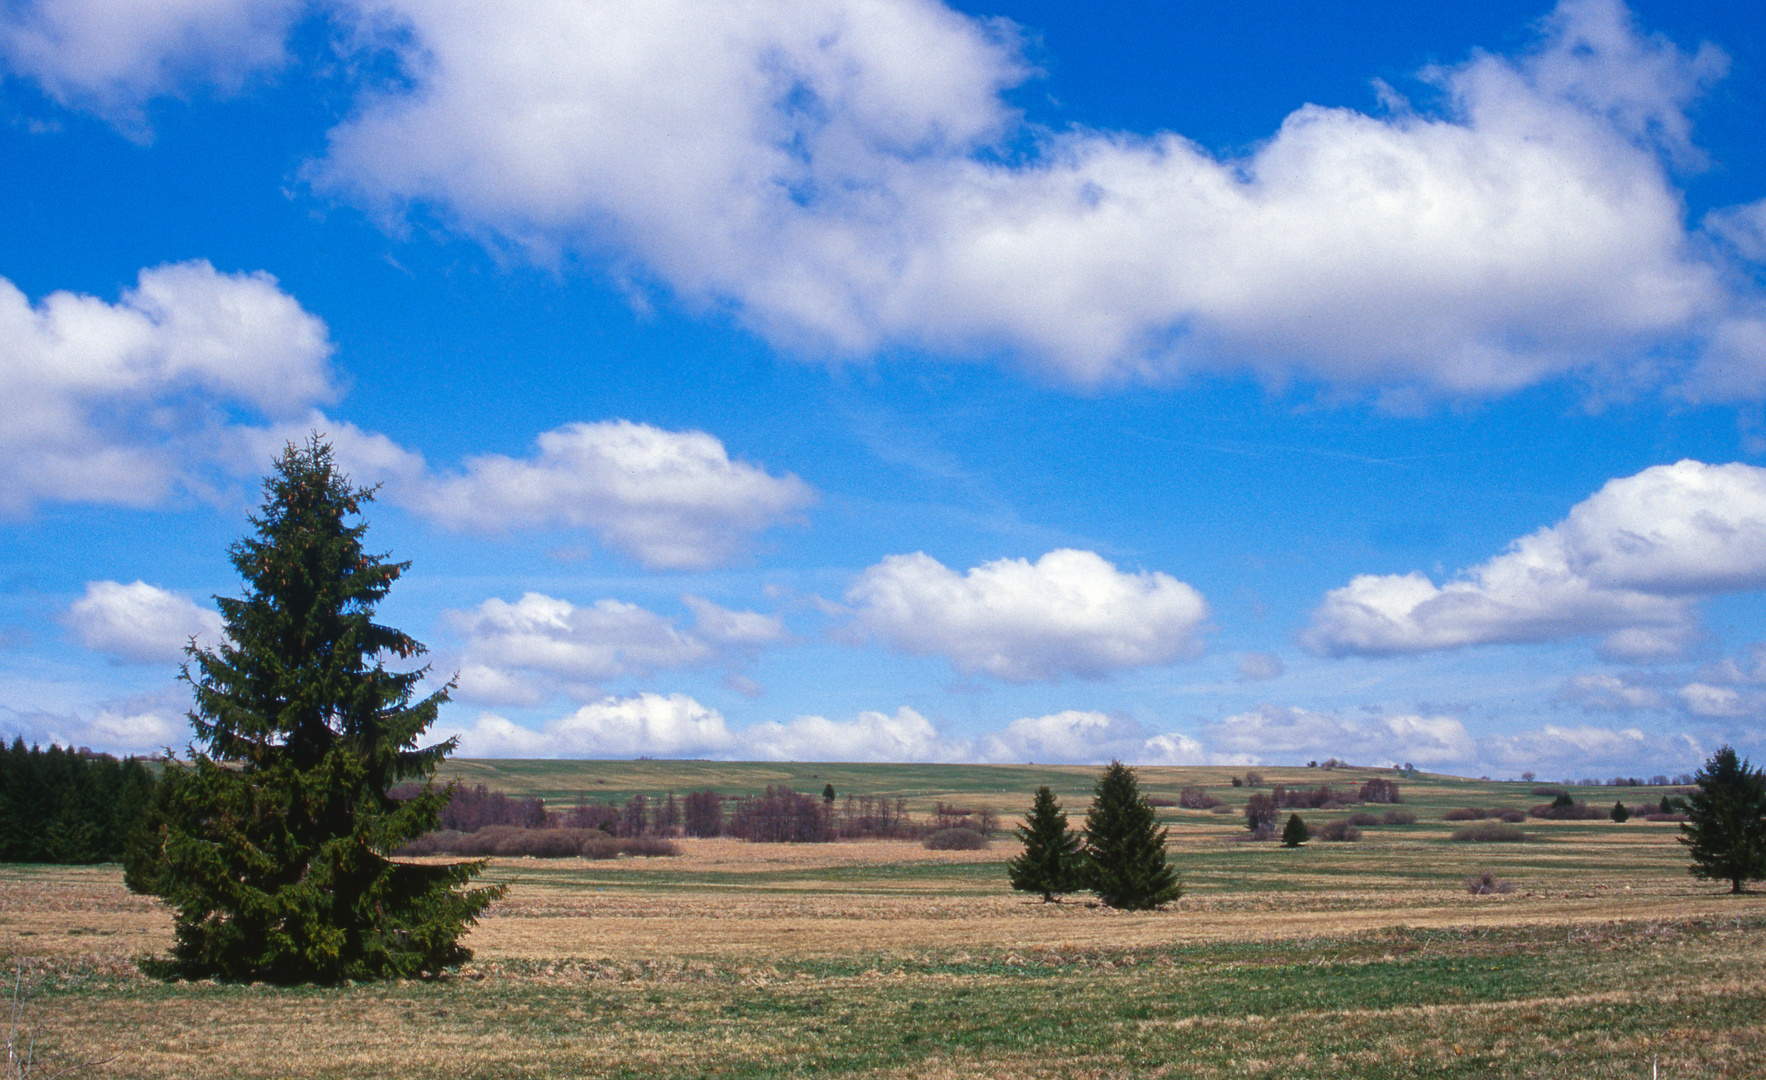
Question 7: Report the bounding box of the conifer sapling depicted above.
[1007,786,1084,902]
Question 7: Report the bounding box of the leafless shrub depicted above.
[1442,808,1485,822]
[1358,778,1402,804]
[1383,810,1417,825]
[1451,822,1530,842]
[1644,812,1689,823]
[1345,812,1380,826]
[1464,869,1514,895]
[683,790,723,837]
[1145,796,1177,807]
[923,827,989,851]
[1314,820,1361,842]
[1177,786,1222,810]
[1497,808,1526,823]
[728,787,835,842]
[1530,785,1566,799]
[932,803,997,836]
[1243,770,1263,787]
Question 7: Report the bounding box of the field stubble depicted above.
[4,767,1765,1078]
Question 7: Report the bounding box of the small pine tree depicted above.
[1008,786,1084,902]
[1679,746,1766,894]
[1083,762,1181,910]
[1281,813,1309,847]
[125,438,504,982]
[1610,800,1630,823]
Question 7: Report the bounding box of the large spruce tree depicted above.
[125,438,503,982]
[1007,786,1084,902]
[1082,761,1182,910]
[1679,745,1766,894]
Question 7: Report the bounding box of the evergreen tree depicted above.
[125,438,503,982]
[1082,762,1182,910]
[1610,800,1630,823]
[1007,786,1084,902]
[1678,746,1766,894]
[1281,813,1309,847]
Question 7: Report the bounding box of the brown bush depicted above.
[1451,822,1530,842]
[1644,812,1690,823]
[1177,786,1222,810]
[923,827,989,851]
[1442,808,1486,822]
[1497,808,1527,823]
[1530,785,1566,798]
[1464,869,1514,895]
[1383,809,1417,825]
[1145,796,1178,807]
[1346,811,1381,826]
[1359,778,1402,804]
[1314,820,1361,842]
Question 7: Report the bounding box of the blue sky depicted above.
[3,0,1764,778]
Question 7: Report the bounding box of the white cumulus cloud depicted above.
[293,0,1761,401]
[447,591,784,705]
[0,261,336,512]
[1206,705,1476,767]
[842,549,1208,682]
[14,2,1760,401]
[0,0,298,129]
[742,706,964,763]
[408,420,814,569]
[443,692,736,758]
[1304,460,1766,658]
[63,580,223,664]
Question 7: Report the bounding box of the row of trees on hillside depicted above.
[0,741,157,863]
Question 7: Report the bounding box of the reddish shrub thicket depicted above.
[1644,812,1690,822]
[396,827,679,859]
[1529,800,1603,821]
[1444,807,1527,823]
[1346,812,1381,826]
[683,790,723,837]
[1145,796,1178,807]
[1315,820,1361,842]
[1383,810,1418,825]
[727,786,834,843]
[1530,785,1567,799]
[1359,778,1402,804]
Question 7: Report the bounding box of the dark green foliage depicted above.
[1281,813,1309,847]
[1082,762,1181,910]
[822,783,836,804]
[1610,800,1630,823]
[124,438,503,982]
[0,740,158,863]
[1679,745,1766,894]
[1008,786,1084,902]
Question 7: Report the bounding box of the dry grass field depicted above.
[5,763,1764,1078]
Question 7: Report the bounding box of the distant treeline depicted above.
[402,783,998,855]
[0,739,158,863]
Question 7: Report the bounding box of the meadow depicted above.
[5,762,1762,1078]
